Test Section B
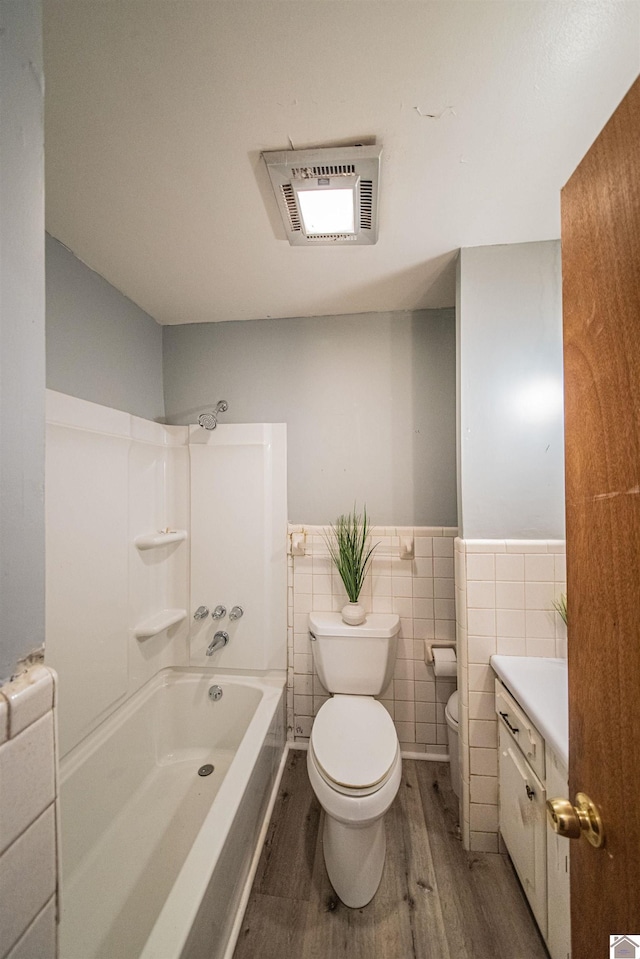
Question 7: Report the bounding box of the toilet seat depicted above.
[310,695,398,795]
[445,689,459,730]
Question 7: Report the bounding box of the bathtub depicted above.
[58,668,286,959]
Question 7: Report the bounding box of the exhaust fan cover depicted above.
[263,144,381,246]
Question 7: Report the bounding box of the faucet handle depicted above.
[193,606,209,620]
[229,606,244,621]
[212,605,227,620]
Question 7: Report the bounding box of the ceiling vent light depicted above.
[262,144,381,246]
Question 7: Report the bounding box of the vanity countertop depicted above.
[490,655,568,768]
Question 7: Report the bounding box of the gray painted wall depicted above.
[163,310,457,526]
[0,1,46,682]
[457,241,565,539]
[46,234,165,420]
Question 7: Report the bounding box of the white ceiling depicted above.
[43,2,639,325]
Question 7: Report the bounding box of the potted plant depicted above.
[325,505,379,625]
[553,592,567,626]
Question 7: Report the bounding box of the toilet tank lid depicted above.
[309,611,400,638]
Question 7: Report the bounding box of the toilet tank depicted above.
[308,612,400,695]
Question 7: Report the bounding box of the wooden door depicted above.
[562,76,640,955]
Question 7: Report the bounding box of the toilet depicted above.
[306,611,402,909]
[445,690,460,799]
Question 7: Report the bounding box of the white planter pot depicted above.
[341,601,366,626]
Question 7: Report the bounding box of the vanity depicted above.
[491,655,571,959]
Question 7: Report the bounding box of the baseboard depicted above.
[402,750,450,762]
[289,739,448,763]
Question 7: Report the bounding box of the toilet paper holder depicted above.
[425,640,456,664]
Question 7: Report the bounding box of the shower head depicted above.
[198,400,229,430]
[198,412,218,430]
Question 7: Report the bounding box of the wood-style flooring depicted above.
[233,749,549,959]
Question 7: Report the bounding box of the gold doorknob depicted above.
[546,792,605,848]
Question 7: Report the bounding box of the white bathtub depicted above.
[59,668,286,959]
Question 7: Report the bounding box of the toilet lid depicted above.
[311,696,398,789]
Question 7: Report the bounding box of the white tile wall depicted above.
[455,537,567,852]
[0,666,58,959]
[287,525,458,757]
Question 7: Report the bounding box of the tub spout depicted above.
[206,631,229,656]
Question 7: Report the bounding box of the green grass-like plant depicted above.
[553,592,567,626]
[325,505,379,603]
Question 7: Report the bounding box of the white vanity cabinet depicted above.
[545,746,571,959]
[495,676,571,959]
[496,682,548,936]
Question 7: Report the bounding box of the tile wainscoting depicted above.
[0,665,59,959]
[287,525,458,758]
[455,538,567,852]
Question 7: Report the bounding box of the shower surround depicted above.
[44,391,288,958]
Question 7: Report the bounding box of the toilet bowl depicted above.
[307,696,402,907]
[445,690,460,799]
[307,612,401,908]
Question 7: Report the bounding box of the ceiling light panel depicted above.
[263,144,381,246]
[294,180,356,235]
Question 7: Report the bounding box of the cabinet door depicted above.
[546,748,571,959]
[499,725,547,935]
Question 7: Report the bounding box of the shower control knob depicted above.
[193,606,209,620]
[229,606,244,621]
[212,605,227,620]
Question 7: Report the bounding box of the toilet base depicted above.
[323,813,386,908]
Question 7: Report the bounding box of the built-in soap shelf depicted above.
[134,529,187,550]
[133,608,187,640]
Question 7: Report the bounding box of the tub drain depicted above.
[198,764,214,777]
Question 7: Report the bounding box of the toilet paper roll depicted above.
[432,647,457,678]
